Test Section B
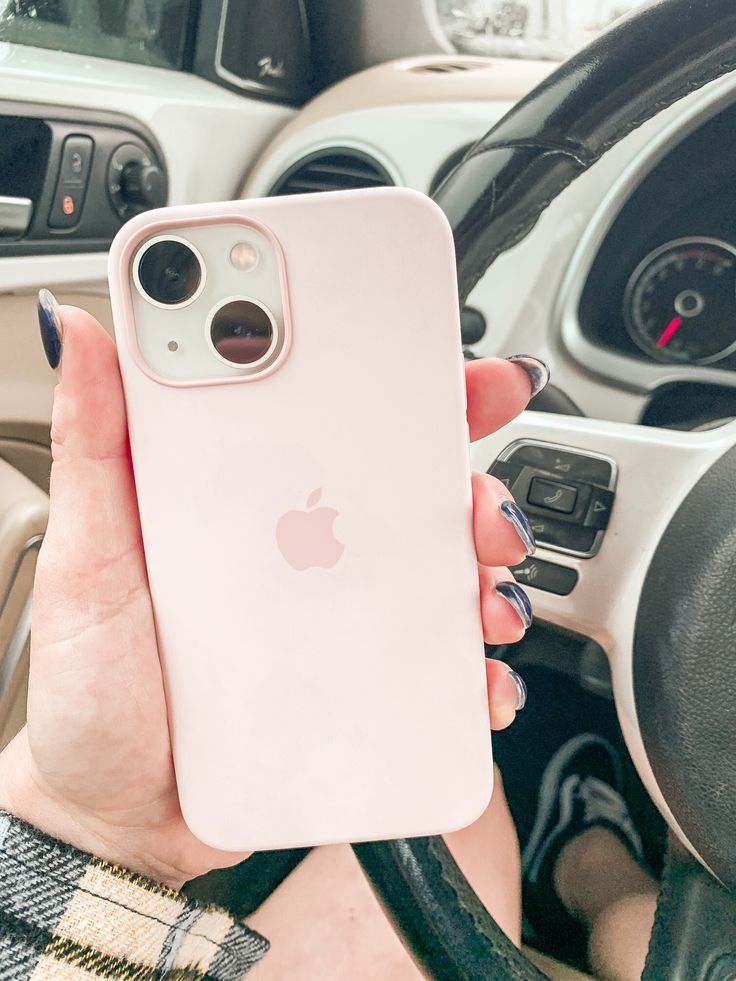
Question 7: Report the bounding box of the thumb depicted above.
[40,291,128,464]
[34,291,146,638]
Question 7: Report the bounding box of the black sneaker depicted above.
[521,733,644,968]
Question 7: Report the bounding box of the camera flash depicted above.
[230,242,259,271]
[168,341,178,352]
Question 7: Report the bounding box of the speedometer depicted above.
[623,237,736,365]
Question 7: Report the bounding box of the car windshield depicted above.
[437,0,647,61]
[0,0,195,70]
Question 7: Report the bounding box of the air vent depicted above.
[269,148,393,196]
[410,60,491,74]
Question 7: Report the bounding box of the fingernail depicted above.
[508,670,527,711]
[500,500,537,555]
[37,289,62,371]
[507,355,550,399]
[496,581,533,630]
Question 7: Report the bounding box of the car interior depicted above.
[1,0,736,978]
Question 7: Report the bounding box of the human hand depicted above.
[0,295,542,888]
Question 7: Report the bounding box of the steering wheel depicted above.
[348,1,736,977]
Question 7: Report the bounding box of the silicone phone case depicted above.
[109,188,492,851]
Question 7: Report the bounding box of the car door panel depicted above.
[0,459,48,749]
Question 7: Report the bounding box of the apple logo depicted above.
[276,488,344,571]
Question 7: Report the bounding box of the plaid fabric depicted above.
[0,811,269,979]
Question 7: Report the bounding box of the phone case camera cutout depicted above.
[130,220,289,382]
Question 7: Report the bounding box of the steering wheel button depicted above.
[584,488,615,530]
[505,443,613,487]
[526,516,598,556]
[528,477,578,514]
[488,460,523,491]
[510,557,578,596]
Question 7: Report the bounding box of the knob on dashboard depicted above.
[108,143,167,219]
[120,161,166,209]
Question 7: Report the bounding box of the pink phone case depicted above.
[108,188,492,852]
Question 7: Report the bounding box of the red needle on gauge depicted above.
[657,315,684,348]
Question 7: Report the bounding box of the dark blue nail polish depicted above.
[37,289,62,370]
[508,670,527,711]
[500,500,537,555]
[507,355,550,399]
[496,581,533,630]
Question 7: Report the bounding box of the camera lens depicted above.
[136,238,202,306]
[209,299,275,365]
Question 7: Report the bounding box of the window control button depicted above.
[584,488,615,530]
[528,477,578,514]
[511,557,578,596]
[488,461,523,491]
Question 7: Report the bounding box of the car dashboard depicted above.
[4,48,736,440]
[241,61,736,434]
[565,97,736,429]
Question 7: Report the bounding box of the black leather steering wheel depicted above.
[350,1,736,977]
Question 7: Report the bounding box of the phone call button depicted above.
[528,477,578,515]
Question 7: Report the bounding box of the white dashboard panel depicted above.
[243,64,736,425]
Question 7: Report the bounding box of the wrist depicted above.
[0,802,270,977]
[0,734,187,890]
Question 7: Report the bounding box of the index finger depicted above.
[465,356,549,443]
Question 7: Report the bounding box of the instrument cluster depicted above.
[624,237,736,366]
[577,97,736,378]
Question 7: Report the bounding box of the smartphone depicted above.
[108,188,492,852]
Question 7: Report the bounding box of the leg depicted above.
[248,842,422,980]
[248,765,521,979]
[522,733,657,975]
[445,764,522,945]
[554,827,658,981]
